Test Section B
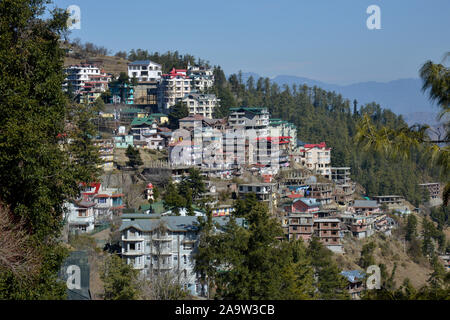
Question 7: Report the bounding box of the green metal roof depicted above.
[229,106,267,114]
[149,113,168,118]
[131,117,156,126]
[121,108,147,114]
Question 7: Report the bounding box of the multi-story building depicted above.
[93,139,114,171]
[372,195,405,210]
[108,81,134,104]
[187,64,214,92]
[64,183,124,233]
[158,68,192,113]
[418,183,441,204]
[350,200,381,215]
[238,183,277,213]
[119,214,246,297]
[227,107,270,168]
[339,213,375,238]
[269,119,297,151]
[128,60,162,82]
[64,200,96,233]
[133,82,158,106]
[293,142,331,177]
[287,213,314,241]
[314,218,342,252]
[63,64,112,104]
[114,135,134,149]
[306,183,333,206]
[330,167,355,204]
[182,93,219,119]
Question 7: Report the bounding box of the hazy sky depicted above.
[53,0,450,85]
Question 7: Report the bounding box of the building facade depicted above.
[128,60,162,82]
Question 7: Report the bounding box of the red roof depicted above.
[80,182,101,195]
[304,142,326,148]
[111,193,124,198]
[162,67,188,79]
[288,194,304,199]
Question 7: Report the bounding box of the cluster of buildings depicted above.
[63,182,124,233]
[169,107,297,177]
[63,64,112,104]
[281,197,396,253]
[63,60,218,118]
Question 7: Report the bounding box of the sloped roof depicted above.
[119,215,246,232]
[353,200,378,208]
[131,117,156,126]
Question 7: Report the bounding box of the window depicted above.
[98,198,106,203]
[183,255,187,264]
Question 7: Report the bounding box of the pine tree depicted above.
[0,0,100,298]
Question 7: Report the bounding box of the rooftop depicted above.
[128,60,161,66]
[353,200,379,208]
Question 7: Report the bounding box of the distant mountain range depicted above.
[238,72,443,126]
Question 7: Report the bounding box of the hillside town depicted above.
[60,58,446,299]
[1,1,448,305]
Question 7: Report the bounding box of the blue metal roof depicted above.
[340,270,366,283]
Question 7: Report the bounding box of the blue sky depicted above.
[53,0,449,85]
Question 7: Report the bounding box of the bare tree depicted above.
[140,222,189,300]
[0,204,41,279]
[140,269,188,300]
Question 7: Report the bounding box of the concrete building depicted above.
[63,64,112,104]
[373,195,405,210]
[339,213,375,239]
[128,60,162,82]
[114,135,134,149]
[182,93,219,119]
[293,142,331,177]
[306,183,333,206]
[314,218,342,252]
[187,64,214,92]
[238,183,277,213]
[269,119,297,151]
[158,68,192,113]
[351,200,381,215]
[119,214,246,297]
[64,182,124,234]
[418,183,442,206]
[287,213,314,241]
[93,139,114,171]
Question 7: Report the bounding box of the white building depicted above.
[63,183,124,234]
[182,93,219,119]
[64,200,96,233]
[187,64,215,92]
[157,68,192,113]
[128,60,162,82]
[119,214,246,297]
[293,142,331,177]
[63,64,112,104]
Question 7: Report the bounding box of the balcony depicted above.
[122,234,144,241]
[122,249,144,256]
